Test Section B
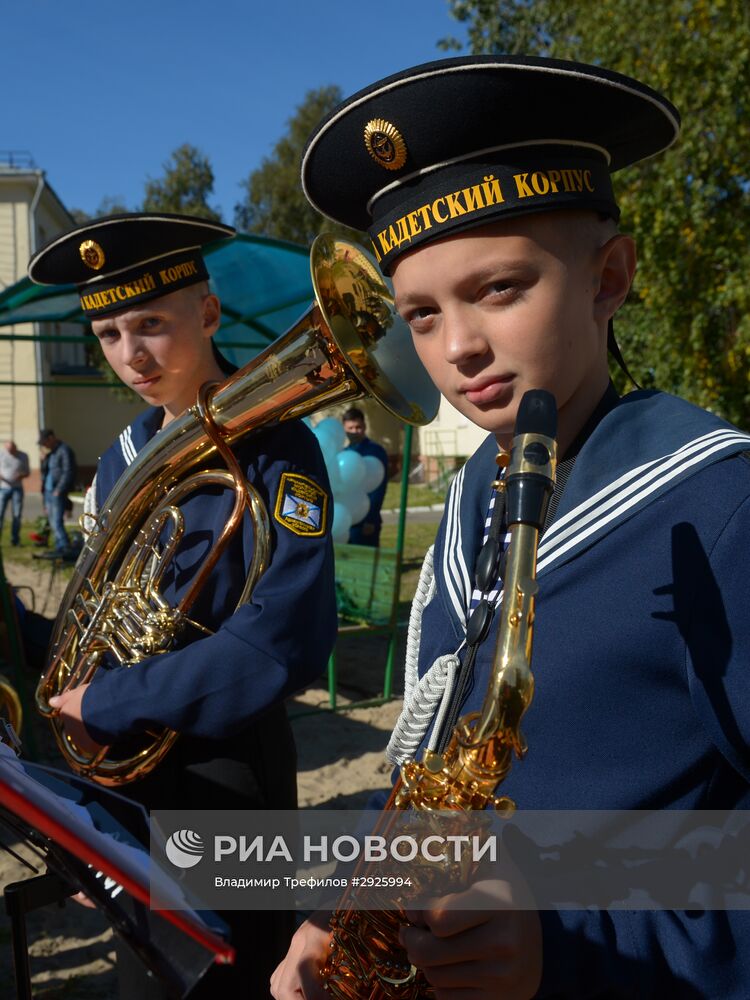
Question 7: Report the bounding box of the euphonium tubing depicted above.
[0,676,22,734]
[36,235,440,785]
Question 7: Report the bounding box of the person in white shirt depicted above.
[0,441,30,546]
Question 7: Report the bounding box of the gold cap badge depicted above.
[79,239,106,271]
[364,119,407,171]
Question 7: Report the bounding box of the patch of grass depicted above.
[383,481,446,510]
[0,521,76,578]
[381,519,440,607]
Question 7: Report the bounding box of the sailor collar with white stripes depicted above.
[468,383,621,615]
[439,391,750,642]
[435,386,645,751]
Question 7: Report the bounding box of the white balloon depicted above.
[362,455,385,493]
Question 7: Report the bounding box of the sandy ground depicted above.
[0,557,407,998]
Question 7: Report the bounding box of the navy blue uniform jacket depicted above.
[413,390,750,998]
[81,407,336,751]
[79,407,335,1000]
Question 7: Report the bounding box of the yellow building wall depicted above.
[0,181,42,465]
[43,381,145,488]
[0,170,147,486]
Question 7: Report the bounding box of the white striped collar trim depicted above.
[538,428,750,574]
[442,464,472,629]
[445,427,750,622]
[119,426,138,466]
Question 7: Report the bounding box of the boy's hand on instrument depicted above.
[270,911,333,999]
[401,879,542,1000]
[49,684,103,757]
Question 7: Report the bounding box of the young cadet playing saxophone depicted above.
[28,214,338,999]
[271,56,750,999]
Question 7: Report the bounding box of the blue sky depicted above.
[4,0,468,222]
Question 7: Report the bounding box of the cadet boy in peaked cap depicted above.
[29,213,338,999]
[271,56,750,999]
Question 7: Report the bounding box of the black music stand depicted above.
[0,743,234,999]
[3,868,76,1000]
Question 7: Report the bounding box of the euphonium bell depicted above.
[36,235,440,786]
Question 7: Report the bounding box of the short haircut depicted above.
[342,407,365,423]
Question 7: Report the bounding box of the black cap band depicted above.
[28,212,235,316]
[78,249,209,318]
[368,155,617,273]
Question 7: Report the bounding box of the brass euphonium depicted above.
[321,389,557,999]
[35,235,439,786]
[0,676,22,736]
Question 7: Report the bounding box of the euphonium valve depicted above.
[36,235,439,786]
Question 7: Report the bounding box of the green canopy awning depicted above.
[0,233,315,367]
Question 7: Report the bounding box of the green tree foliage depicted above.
[142,143,223,221]
[96,195,131,217]
[69,207,91,225]
[235,86,365,247]
[76,148,221,395]
[439,0,555,54]
[69,196,130,225]
[442,0,750,425]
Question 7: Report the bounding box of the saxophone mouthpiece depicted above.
[506,390,558,529]
[514,389,557,439]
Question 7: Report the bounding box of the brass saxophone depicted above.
[321,389,557,999]
[35,235,439,786]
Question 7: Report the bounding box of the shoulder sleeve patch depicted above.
[273,472,329,537]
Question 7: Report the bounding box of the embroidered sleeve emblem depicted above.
[273,472,328,537]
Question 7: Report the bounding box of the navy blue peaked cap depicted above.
[28,212,235,318]
[302,55,680,273]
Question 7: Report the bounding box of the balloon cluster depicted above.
[312,417,386,543]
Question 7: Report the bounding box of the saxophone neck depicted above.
[456,392,557,756]
[468,521,539,748]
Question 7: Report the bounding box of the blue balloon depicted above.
[325,456,343,494]
[337,449,366,490]
[314,417,346,452]
[320,437,340,469]
[331,502,352,543]
[362,455,385,492]
[347,490,371,526]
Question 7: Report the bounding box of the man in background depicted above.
[0,441,30,546]
[38,429,76,554]
[341,406,388,546]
